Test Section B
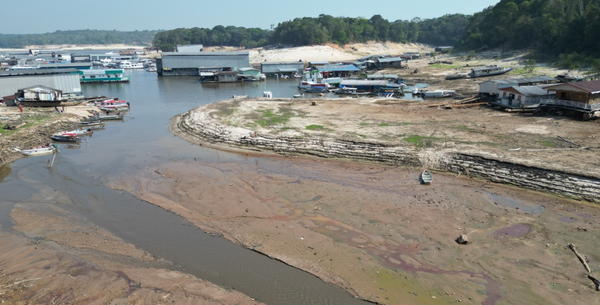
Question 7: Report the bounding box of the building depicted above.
[367,74,400,82]
[478,76,556,99]
[539,80,600,118]
[176,44,204,52]
[339,80,390,92]
[497,85,555,108]
[0,69,81,98]
[318,64,360,78]
[260,62,304,77]
[156,52,250,76]
[238,67,264,81]
[38,62,93,70]
[16,85,63,101]
[377,57,404,69]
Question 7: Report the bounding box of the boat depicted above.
[420,170,433,184]
[18,144,58,156]
[117,61,145,69]
[51,135,81,142]
[468,65,513,78]
[421,90,455,98]
[78,119,105,127]
[79,69,130,83]
[55,128,93,137]
[445,73,467,80]
[95,99,129,110]
[298,81,330,92]
[92,113,125,120]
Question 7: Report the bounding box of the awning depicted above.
[200,72,215,76]
[277,68,299,73]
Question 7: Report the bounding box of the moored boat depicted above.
[421,170,433,184]
[18,144,58,156]
[51,134,81,142]
[78,119,105,127]
[92,112,125,120]
[55,128,93,137]
[422,89,455,98]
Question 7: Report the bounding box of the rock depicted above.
[456,234,469,245]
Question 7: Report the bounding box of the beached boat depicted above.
[55,128,93,137]
[18,144,58,156]
[51,135,81,142]
[422,90,455,98]
[92,113,125,120]
[445,73,467,80]
[468,65,512,78]
[78,119,105,127]
[420,170,433,184]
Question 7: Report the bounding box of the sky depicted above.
[1,0,501,34]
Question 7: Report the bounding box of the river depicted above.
[0,70,369,305]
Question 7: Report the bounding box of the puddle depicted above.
[558,216,577,223]
[489,193,544,214]
[490,224,531,238]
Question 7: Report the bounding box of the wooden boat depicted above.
[420,170,433,184]
[468,65,512,78]
[78,120,105,127]
[18,144,58,156]
[51,135,81,142]
[92,113,125,120]
[55,128,93,137]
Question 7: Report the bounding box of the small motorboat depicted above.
[78,119,105,127]
[420,170,433,185]
[55,128,93,137]
[51,135,81,142]
[18,144,58,156]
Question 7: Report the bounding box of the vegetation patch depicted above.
[404,134,440,148]
[539,140,555,148]
[306,125,324,130]
[250,107,304,127]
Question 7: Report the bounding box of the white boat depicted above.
[95,99,129,110]
[54,128,93,137]
[18,144,58,156]
[422,90,455,98]
[420,170,433,184]
[468,65,512,78]
[117,61,145,69]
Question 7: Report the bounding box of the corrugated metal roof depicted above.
[500,85,551,96]
[309,61,329,65]
[318,65,360,72]
[377,57,403,63]
[278,68,299,72]
[481,76,555,85]
[340,80,389,86]
[546,80,600,93]
[367,74,399,79]
[238,67,258,72]
[0,69,79,76]
[162,52,249,56]
[261,62,303,65]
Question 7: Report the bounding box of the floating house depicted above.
[339,80,390,92]
[377,57,404,69]
[38,62,93,70]
[318,64,360,78]
[16,85,63,102]
[79,69,129,83]
[479,76,556,100]
[156,52,250,76]
[497,85,555,108]
[539,80,600,119]
[238,67,265,81]
[260,62,304,77]
[0,69,81,98]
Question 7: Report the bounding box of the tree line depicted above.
[151,14,470,51]
[454,0,600,69]
[0,30,158,48]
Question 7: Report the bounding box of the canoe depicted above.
[50,135,81,142]
[420,170,433,184]
[18,144,58,156]
[55,128,93,137]
[78,119,105,127]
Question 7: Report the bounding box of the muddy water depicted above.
[0,72,370,304]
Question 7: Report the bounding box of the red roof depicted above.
[547,80,600,93]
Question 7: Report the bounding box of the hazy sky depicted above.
[2,0,500,34]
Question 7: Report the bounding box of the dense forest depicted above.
[151,14,470,51]
[0,30,158,48]
[454,0,600,67]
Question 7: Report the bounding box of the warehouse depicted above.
[156,52,250,76]
[260,62,304,77]
[0,69,81,98]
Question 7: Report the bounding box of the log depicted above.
[588,275,600,291]
[568,243,591,273]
